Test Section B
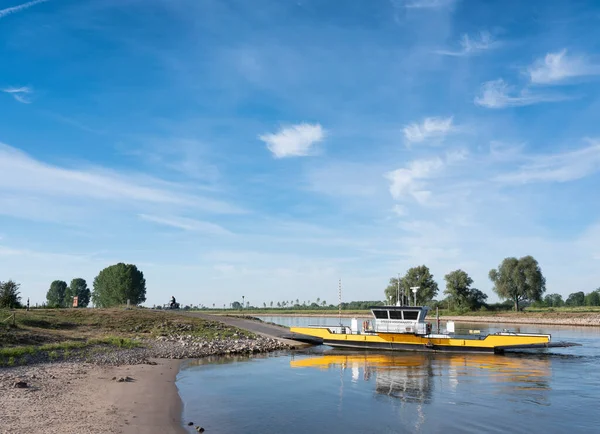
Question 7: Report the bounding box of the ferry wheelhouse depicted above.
[289,305,579,354]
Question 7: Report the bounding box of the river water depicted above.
[177,316,600,434]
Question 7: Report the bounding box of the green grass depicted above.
[0,336,141,367]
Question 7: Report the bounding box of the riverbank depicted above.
[442,313,600,327]
[0,359,184,434]
[0,309,292,433]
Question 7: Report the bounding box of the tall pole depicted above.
[338,279,342,325]
[396,273,400,306]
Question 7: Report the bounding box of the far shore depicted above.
[243,311,600,327]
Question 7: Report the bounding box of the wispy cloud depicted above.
[403,116,455,145]
[259,123,325,158]
[496,139,600,184]
[401,0,456,9]
[386,157,444,203]
[0,0,48,20]
[436,31,499,56]
[1,86,33,104]
[138,214,233,236]
[474,79,564,109]
[0,143,243,216]
[528,49,600,85]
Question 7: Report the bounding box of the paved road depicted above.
[179,311,319,347]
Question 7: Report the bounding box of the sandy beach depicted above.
[0,359,186,434]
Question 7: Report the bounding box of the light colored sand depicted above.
[0,359,186,434]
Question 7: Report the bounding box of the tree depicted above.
[384,266,439,305]
[489,256,546,311]
[0,280,22,308]
[67,278,91,308]
[585,291,600,307]
[231,301,242,309]
[444,270,487,310]
[263,302,267,308]
[322,300,327,307]
[47,280,67,308]
[543,293,564,308]
[270,301,273,308]
[565,291,585,307]
[92,263,146,308]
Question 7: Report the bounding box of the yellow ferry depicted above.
[289,305,579,354]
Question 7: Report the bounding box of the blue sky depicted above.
[1,0,600,308]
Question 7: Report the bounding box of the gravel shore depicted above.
[0,334,291,433]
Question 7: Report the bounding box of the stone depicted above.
[188,422,194,426]
[14,381,28,388]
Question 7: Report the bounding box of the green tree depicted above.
[565,291,585,307]
[46,280,67,308]
[444,270,488,310]
[231,301,242,309]
[488,256,546,311]
[92,263,146,308]
[0,280,22,308]
[543,293,564,307]
[385,266,439,305]
[585,291,600,307]
[68,278,91,308]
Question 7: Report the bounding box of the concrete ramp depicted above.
[178,312,317,348]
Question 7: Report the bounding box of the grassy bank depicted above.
[0,308,255,366]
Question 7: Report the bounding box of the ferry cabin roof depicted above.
[369,306,430,322]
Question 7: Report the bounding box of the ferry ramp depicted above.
[171,311,321,348]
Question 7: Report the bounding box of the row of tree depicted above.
[45,263,147,308]
[536,289,600,308]
[384,256,547,311]
[46,279,91,308]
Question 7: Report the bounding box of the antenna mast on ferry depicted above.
[338,278,342,325]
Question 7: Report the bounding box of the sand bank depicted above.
[0,359,185,434]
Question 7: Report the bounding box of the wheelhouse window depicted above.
[403,311,419,320]
[388,310,403,320]
[373,310,389,319]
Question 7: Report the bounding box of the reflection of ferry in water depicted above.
[290,351,551,402]
[289,305,580,354]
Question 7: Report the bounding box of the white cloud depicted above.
[474,79,564,109]
[259,123,325,158]
[403,116,454,144]
[386,157,444,203]
[0,0,47,20]
[436,31,499,56]
[489,141,525,162]
[528,49,600,85]
[496,139,600,184]
[138,214,233,236]
[392,204,407,217]
[2,86,33,104]
[445,148,468,163]
[401,0,456,9]
[0,143,243,217]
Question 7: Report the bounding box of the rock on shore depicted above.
[1,334,291,368]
